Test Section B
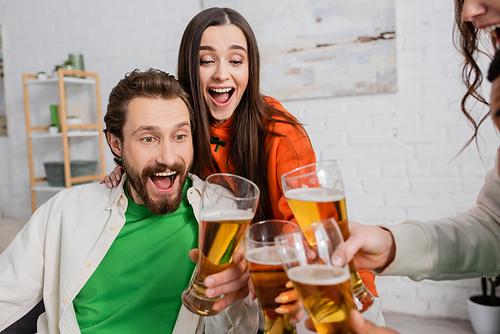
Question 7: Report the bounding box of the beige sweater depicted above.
[381,153,500,281]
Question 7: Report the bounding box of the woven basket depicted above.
[44,160,98,187]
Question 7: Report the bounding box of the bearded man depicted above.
[0,69,258,334]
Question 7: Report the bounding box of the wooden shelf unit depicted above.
[22,68,106,212]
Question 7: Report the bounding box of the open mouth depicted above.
[484,24,500,45]
[150,171,177,191]
[209,87,234,106]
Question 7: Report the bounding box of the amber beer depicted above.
[287,265,356,334]
[181,209,253,316]
[245,246,297,334]
[285,187,373,311]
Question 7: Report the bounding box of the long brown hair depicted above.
[177,7,310,221]
[453,0,497,152]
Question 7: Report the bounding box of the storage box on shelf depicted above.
[22,68,105,212]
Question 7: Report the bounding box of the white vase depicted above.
[468,296,500,334]
[48,126,58,135]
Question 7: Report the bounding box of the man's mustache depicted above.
[141,162,185,178]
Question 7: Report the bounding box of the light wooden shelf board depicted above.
[25,77,96,85]
[28,130,100,139]
[32,181,66,192]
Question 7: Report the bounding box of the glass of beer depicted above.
[275,218,356,334]
[182,173,260,316]
[281,160,373,312]
[244,220,300,334]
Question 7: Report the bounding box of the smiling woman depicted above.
[176,6,385,325]
[198,24,249,125]
[177,7,316,224]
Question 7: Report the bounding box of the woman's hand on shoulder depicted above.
[100,166,123,188]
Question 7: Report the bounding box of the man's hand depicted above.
[189,248,251,312]
[344,222,396,272]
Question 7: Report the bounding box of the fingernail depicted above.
[205,277,214,286]
[117,174,120,180]
[289,318,298,324]
[332,254,343,266]
[205,289,214,297]
[275,307,289,314]
[113,181,117,186]
[108,183,112,188]
[275,295,289,303]
[285,281,294,288]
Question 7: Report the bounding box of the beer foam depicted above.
[285,188,345,202]
[287,264,349,286]
[245,247,282,266]
[200,207,254,221]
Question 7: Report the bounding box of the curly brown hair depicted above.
[453,0,497,153]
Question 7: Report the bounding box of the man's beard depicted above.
[122,156,189,215]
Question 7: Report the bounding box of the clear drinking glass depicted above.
[275,218,356,334]
[281,160,374,312]
[181,173,260,316]
[244,220,299,334]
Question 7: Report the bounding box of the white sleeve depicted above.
[0,203,47,331]
[204,295,260,334]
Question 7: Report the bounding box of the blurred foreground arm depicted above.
[347,158,500,281]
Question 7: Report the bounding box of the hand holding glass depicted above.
[275,218,356,334]
[244,220,299,334]
[281,160,373,312]
[182,173,260,316]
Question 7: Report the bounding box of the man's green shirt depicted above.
[74,179,198,333]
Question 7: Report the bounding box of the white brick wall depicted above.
[0,0,201,217]
[0,0,496,321]
[282,0,495,321]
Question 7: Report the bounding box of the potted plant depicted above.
[64,60,73,71]
[66,116,82,132]
[53,65,63,78]
[37,71,47,80]
[48,124,58,135]
[467,275,500,334]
